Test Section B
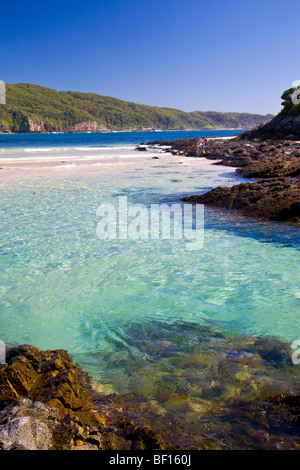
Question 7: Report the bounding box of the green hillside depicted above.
[0,83,273,133]
[280,87,300,117]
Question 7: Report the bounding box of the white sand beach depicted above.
[0,146,226,182]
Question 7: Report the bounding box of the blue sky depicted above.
[0,0,299,115]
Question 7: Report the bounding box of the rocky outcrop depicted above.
[150,102,300,223]
[0,345,95,419]
[135,145,148,151]
[0,399,60,450]
[0,328,300,450]
[73,121,106,132]
[238,87,300,140]
[28,120,49,133]
[149,138,300,179]
[0,397,105,451]
[0,344,166,450]
[182,177,300,223]
[238,114,300,141]
[25,119,107,133]
[0,345,107,450]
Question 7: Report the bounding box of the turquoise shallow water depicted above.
[0,131,299,395]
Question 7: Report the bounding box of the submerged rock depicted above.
[91,321,300,449]
[0,325,300,450]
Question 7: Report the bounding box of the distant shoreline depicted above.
[0,83,273,134]
[0,128,246,136]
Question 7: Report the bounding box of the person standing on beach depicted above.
[196,138,202,156]
[196,138,206,155]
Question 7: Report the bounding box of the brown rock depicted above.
[182,177,300,223]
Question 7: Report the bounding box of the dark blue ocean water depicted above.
[0,129,245,150]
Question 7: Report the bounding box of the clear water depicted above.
[0,130,299,396]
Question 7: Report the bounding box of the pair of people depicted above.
[196,138,206,155]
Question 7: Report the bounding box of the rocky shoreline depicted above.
[182,176,300,223]
[146,88,300,223]
[1,89,299,451]
[147,136,300,223]
[1,324,300,450]
[0,345,166,450]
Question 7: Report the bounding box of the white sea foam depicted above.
[0,144,160,164]
[18,145,135,153]
[92,162,120,166]
[24,147,63,152]
[55,163,77,169]
[0,155,77,162]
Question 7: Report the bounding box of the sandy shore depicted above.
[0,146,223,183]
[0,156,143,182]
[0,147,154,181]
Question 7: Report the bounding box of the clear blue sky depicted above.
[0,0,299,115]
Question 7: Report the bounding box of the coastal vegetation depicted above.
[0,83,273,133]
[280,87,300,116]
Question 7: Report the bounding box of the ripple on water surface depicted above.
[0,149,299,446]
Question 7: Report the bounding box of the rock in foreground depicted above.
[0,399,60,450]
[1,330,300,450]
[0,345,165,450]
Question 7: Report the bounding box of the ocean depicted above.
[0,130,300,444]
[0,129,245,151]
